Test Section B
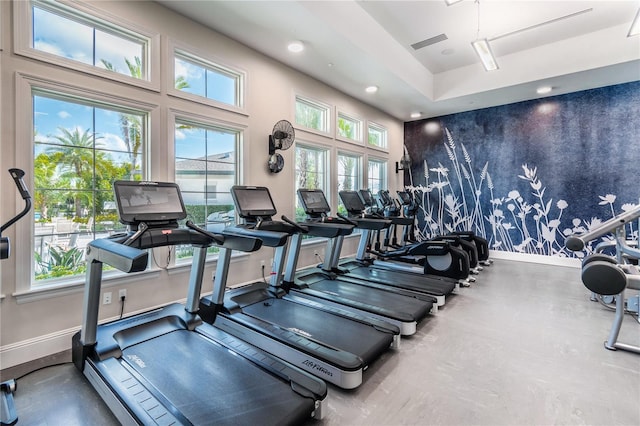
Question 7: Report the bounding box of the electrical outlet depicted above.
[103,292,112,305]
[119,289,127,299]
[314,250,319,256]
[260,260,265,268]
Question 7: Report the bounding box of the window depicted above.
[16,0,157,88]
[32,91,147,285]
[173,49,244,108]
[337,111,362,143]
[368,158,387,195]
[294,144,328,221]
[337,152,362,215]
[174,119,239,261]
[368,122,388,150]
[295,95,330,134]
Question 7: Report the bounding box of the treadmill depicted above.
[299,189,455,310]
[197,185,399,390]
[72,180,327,425]
[281,199,434,337]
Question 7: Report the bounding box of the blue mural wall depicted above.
[404,81,640,259]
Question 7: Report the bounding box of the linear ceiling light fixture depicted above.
[629,8,640,37]
[471,0,498,71]
[472,39,498,71]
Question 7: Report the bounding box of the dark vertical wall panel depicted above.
[404,81,640,258]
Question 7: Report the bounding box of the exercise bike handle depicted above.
[0,169,32,235]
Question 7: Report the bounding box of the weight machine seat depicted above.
[581,261,628,296]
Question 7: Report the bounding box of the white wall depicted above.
[0,0,404,370]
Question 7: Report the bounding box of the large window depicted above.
[337,152,362,215]
[18,0,154,85]
[32,91,146,285]
[174,119,239,260]
[295,95,331,134]
[295,144,328,221]
[368,158,387,195]
[173,50,244,108]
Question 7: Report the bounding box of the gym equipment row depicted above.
[2,173,491,424]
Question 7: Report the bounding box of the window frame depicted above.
[14,0,161,92]
[337,150,363,215]
[294,94,332,137]
[293,141,330,222]
[336,109,363,145]
[168,40,248,116]
[367,156,388,195]
[169,110,246,264]
[14,72,158,295]
[367,121,388,151]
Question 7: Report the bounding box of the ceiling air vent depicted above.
[411,33,448,50]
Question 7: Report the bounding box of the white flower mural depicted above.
[407,128,638,258]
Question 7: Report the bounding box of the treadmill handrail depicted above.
[225,224,289,247]
[86,239,148,273]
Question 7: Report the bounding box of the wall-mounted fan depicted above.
[268,120,295,173]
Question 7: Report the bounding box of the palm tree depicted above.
[101,56,190,175]
[48,127,103,216]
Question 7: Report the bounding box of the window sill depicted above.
[12,252,248,304]
[366,144,389,154]
[336,135,364,146]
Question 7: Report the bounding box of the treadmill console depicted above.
[114,180,186,228]
[397,191,411,205]
[231,186,277,221]
[339,191,367,216]
[297,189,331,219]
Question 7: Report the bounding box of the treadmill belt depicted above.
[345,263,455,295]
[243,299,393,363]
[121,329,314,425]
[305,278,431,321]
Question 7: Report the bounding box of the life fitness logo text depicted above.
[302,360,333,377]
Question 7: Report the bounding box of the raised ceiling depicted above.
[158,0,640,121]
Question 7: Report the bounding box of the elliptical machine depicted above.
[1,168,32,426]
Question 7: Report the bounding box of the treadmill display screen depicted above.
[231,186,277,218]
[298,189,330,214]
[114,180,186,225]
[339,191,365,213]
[397,191,411,204]
[358,190,375,207]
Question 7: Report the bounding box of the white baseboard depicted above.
[0,325,79,370]
[0,299,186,370]
[489,250,581,268]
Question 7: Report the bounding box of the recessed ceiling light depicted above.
[441,48,455,56]
[410,112,422,118]
[365,86,378,93]
[287,41,304,53]
[537,86,552,95]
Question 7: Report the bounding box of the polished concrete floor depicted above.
[2,259,639,425]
